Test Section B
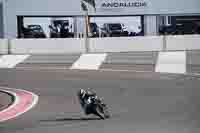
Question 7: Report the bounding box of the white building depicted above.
[0,0,200,38]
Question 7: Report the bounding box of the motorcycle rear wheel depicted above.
[95,104,106,119]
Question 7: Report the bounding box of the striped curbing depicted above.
[0,87,39,122]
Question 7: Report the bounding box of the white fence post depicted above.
[162,35,167,51]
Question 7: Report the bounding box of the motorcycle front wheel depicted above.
[102,105,111,119]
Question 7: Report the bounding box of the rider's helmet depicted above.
[77,88,86,99]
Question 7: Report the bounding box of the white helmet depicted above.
[78,88,86,98]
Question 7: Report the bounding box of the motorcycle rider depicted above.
[77,88,102,115]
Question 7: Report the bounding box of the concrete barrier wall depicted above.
[1,35,200,54]
[89,36,163,53]
[0,39,8,54]
[166,35,200,51]
[10,38,85,54]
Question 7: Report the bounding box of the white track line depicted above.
[99,68,153,73]
[12,66,200,77]
[15,67,152,72]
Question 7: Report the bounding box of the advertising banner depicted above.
[80,0,200,15]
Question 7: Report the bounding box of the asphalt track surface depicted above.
[0,91,13,111]
[1,69,200,133]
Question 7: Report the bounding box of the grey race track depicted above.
[0,69,200,133]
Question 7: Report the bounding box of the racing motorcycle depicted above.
[77,89,111,119]
[87,96,111,119]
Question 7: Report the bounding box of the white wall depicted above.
[166,35,200,51]
[94,0,200,15]
[2,35,200,54]
[89,36,163,52]
[3,0,200,38]
[10,38,85,54]
[3,0,83,38]
[0,39,8,54]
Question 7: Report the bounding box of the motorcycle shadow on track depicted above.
[40,117,102,122]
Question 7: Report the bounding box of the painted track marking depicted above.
[71,53,107,70]
[0,55,30,68]
[0,87,39,122]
